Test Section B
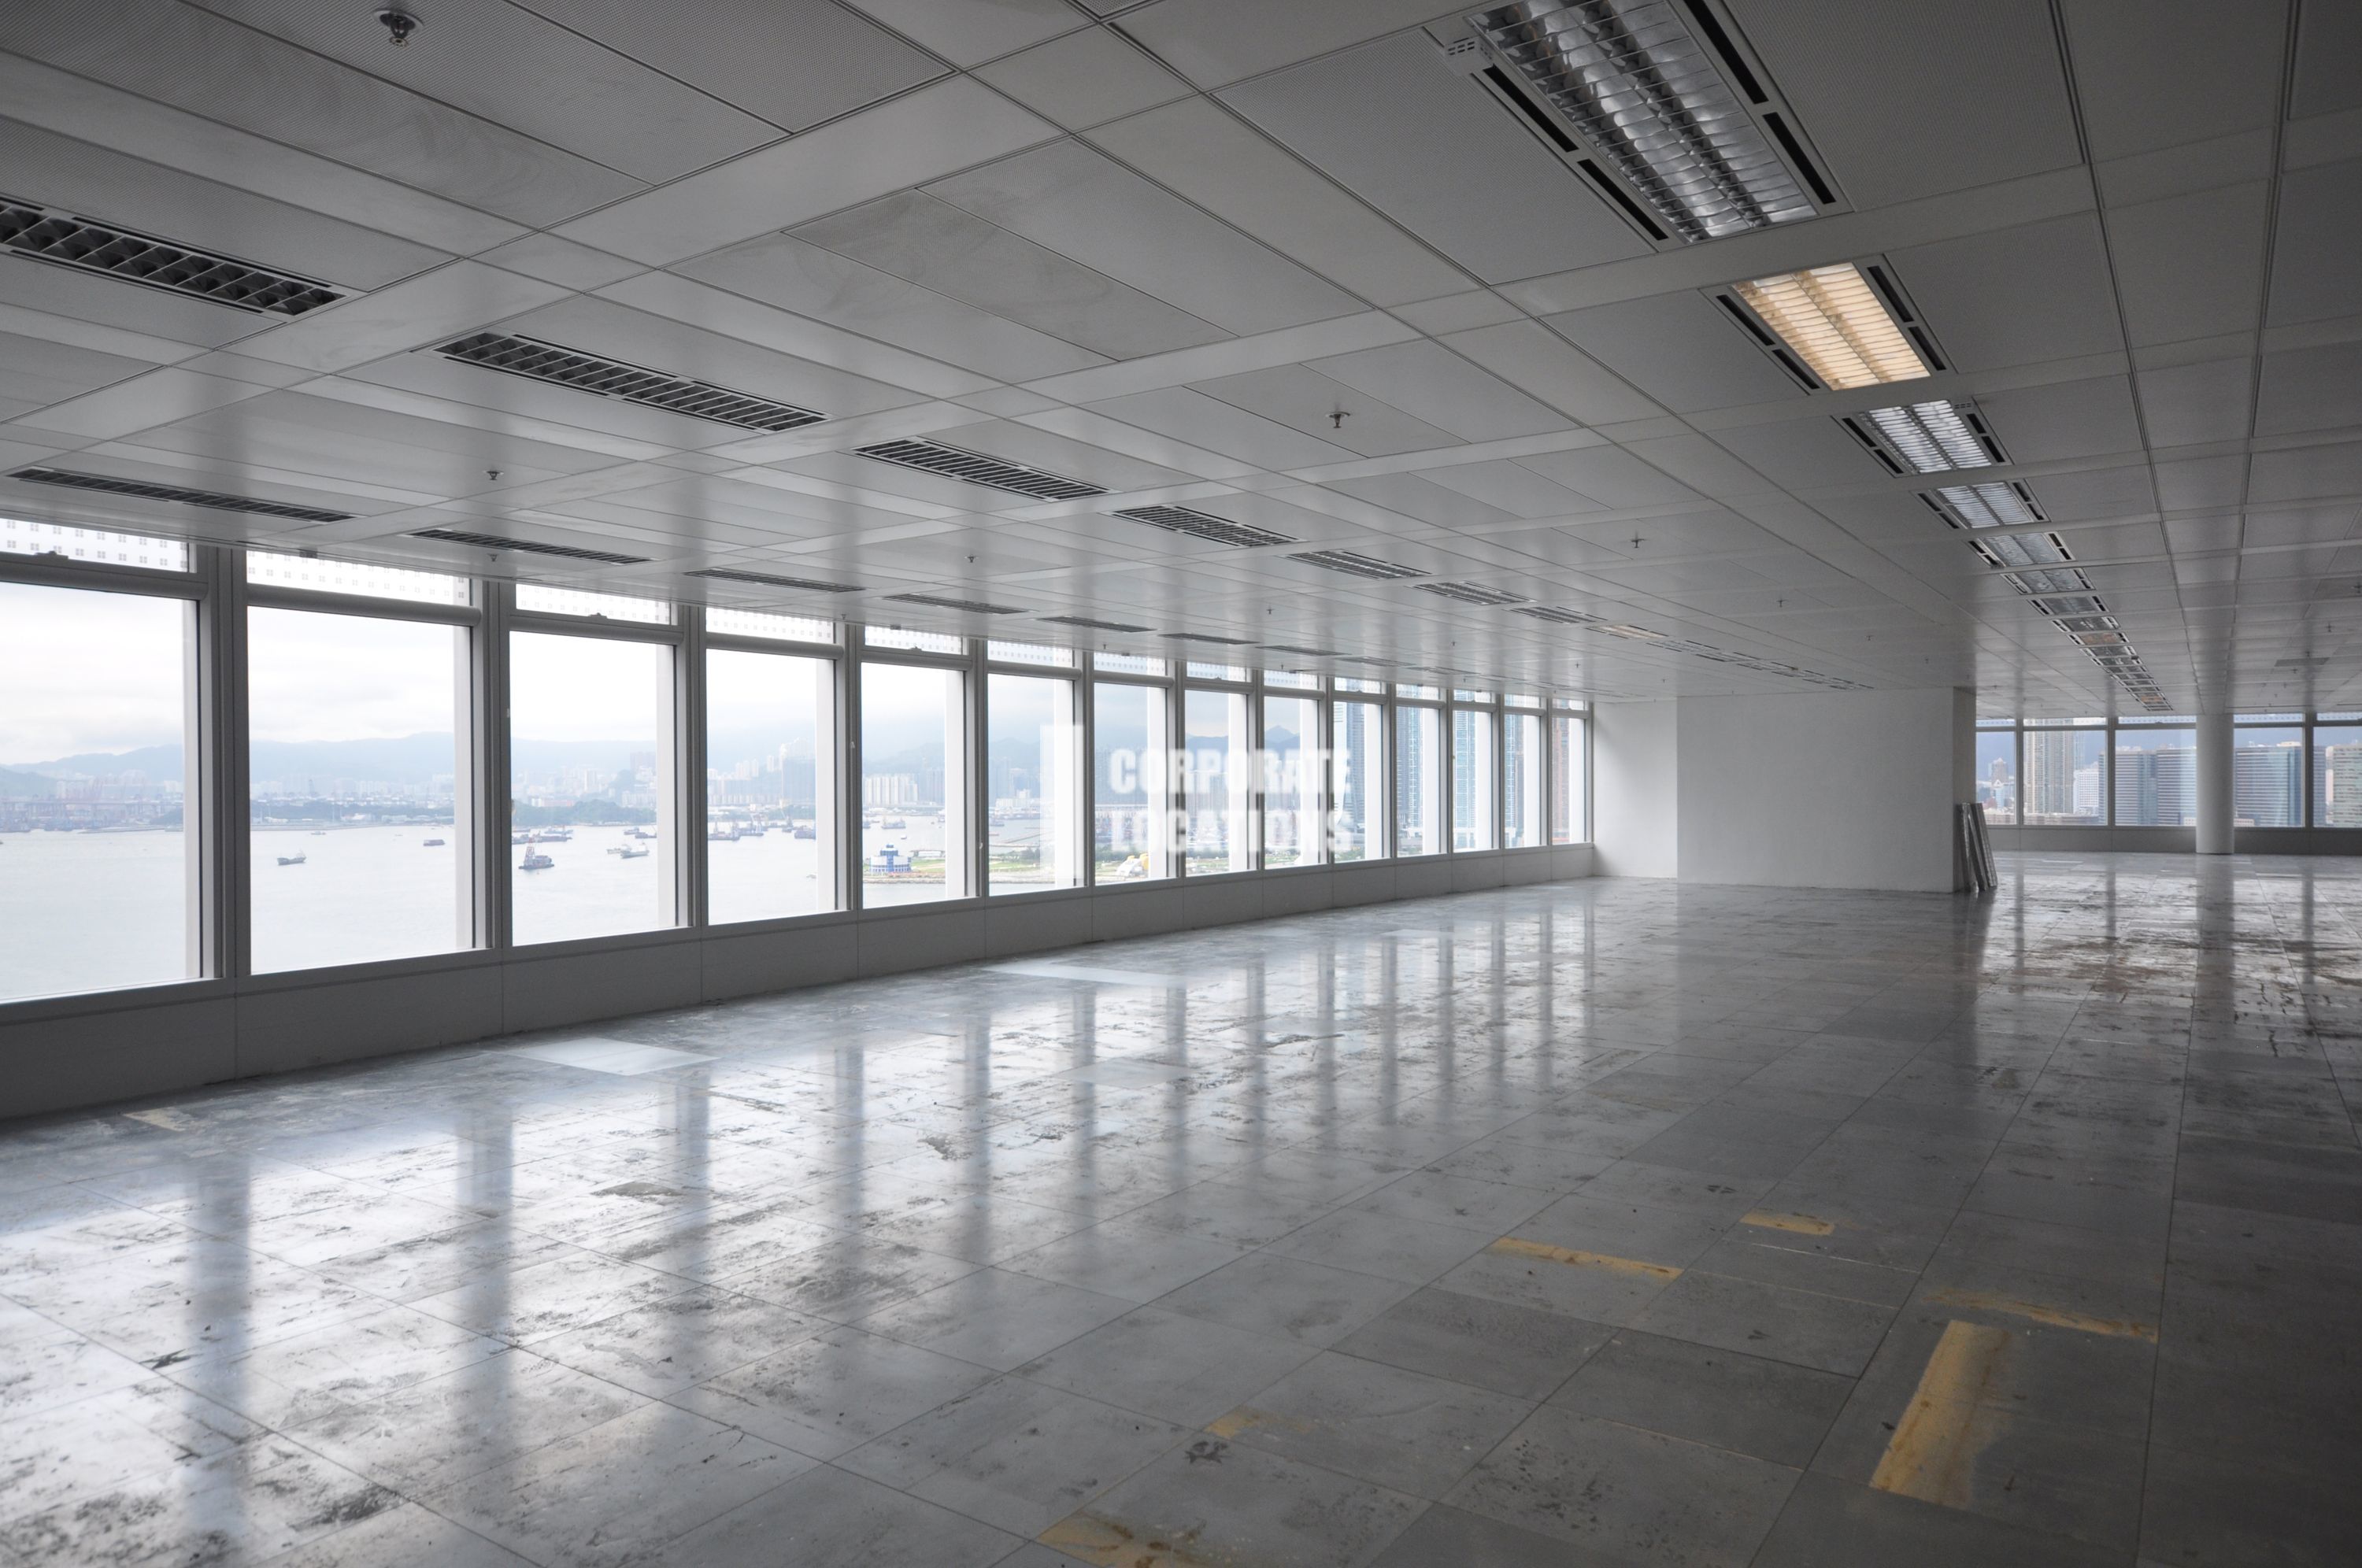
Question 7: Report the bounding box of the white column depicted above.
[2196,710,2234,855]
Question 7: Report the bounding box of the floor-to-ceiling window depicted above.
[2022,720,2107,826]
[1975,720,2018,823]
[246,553,474,971]
[2233,715,2305,827]
[705,610,838,925]
[2112,718,2196,828]
[1331,680,1386,862]
[1262,671,1320,868]
[509,587,678,945]
[2314,714,2362,827]
[1183,667,1253,875]
[1549,699,1587,845]
[860,630,968,906]
[1093,657,1170,882]
[1450,692,1498,851]
[1395,688,1442,856]
[987,643,1080,895]
[0,534,198,1002]
[1505,698,1543,849]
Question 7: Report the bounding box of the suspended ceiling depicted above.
[0,0,2356,716]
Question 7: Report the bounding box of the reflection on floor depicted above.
[2,852,2357,1565]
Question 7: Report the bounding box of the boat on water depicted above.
[616,844,649,860]
[628,827,657,840]
[792,824,816,840]
[708,827,739,841]
[422,838,446,847]
[277,852,306,867]
[520,851,554,871]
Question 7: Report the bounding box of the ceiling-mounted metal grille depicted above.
[1290,549,1427,580]
[1512,605,1604,624]
[1041,613,1154,632]
[438,333,824,433]
[1112,505,1294,549]
[1416,580,1528,606]
[1464,1,1822,242]
[410,527,646,564]
[1921,482,2043,531]
[11,466,351,523]
[1843,398,2005,475]
[854,439,1105,501]
[1163,631,1252,645]
[688,566,862,594]
[883,591,1024,614]
[1263,643,1340,656]
[0,197,346,316]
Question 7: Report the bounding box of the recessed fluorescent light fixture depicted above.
[1730,264,1927,389]
[1862,401,1995,473]
[1467,1,1816,242]
[1925,482,2041,529]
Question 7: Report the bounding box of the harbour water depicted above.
[0,816,993,1003]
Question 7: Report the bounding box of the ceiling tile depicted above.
[1305,340,1569,442]
[1887,214,2124,372]
[972,27,1191,128]
[1542,293,1806,414]
[842,0,1083,67]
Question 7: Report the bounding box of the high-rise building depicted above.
[2234,741,2303,827]
[2325,744,2362,827]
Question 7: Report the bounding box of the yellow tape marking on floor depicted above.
[1205,1404,1313,1440]
[1870,1318,2012,1507]
[1488,1237,1683,1280]
[1741,1210,1835,1236]
[1038,1512,1211,1568]
[1923,1285,2158,1341]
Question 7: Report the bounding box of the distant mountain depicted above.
[0,766,54,799]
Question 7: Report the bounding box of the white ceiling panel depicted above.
[1560,510,1785,558]
[1542,293,1805,414]
[1324,473,1516,531]
[2290,0,2362,117]
[556,76,1057,265]
[2264,158,2362,327]
[1707,417,1881,491]
[973,27,1192,130]
[197,0,784,183]
[1080,387,1356,471]
[513,0,943,131]
[1616,435,1776,501]
[842,0,1083,68]
[1512,446,1701,509]
[1221,35,1657,285]
[1887,214,2124,372]
[594,274,993,401]
[2255,342,2362,438]
[794,191,1231,359]
[916,418,1198,494]
[0,0,642,226]
[1084,98,1471,308]
[1420,460,1602,520]
[1123,0,1470,89]
[1438,322,1668,427]
[2059,0,2289,160]
[1305,340,1570,443]
[2104,183,2271,347]
[2135,358,2254,449]
[2249,442,2362,507]
[673,235,1105,384]
[0,332,156,420]
[924,141,1361,335]
[1734,0,2081,207]
[1979,377,2145,464]
[1190,364,1460,457]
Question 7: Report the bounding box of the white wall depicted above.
[1592,701,1679,878]
[1678,687,1968,893]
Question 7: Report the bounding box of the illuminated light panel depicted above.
[1929,482,2041,528]
[1731,264,1927,389]
[1864,401,1991,473]
[1470,1,1816,242]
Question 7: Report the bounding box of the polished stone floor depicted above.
[2,852,2358,1566]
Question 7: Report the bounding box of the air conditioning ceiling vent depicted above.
[0,197,346,316]
[12,467,351,523]
[855,440,1105,501]
[1416,580,1527,606]
[439,332,824,433]
[688,567,862,594]
[883,591,1023,614]
[1112,505,1294,549]
[410,527,647,564]
[1041,614,1155,633]
[1290,549,1427,580]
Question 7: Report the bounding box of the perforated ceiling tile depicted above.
[1976,377,2144,464]
[1220,33,1656,285]
[1305,338,1571,443]
[794,190,1231,361]
[2264,159,2362,328]
[1542,292,1809,413]
[1885,214,2124,372]
[1736,0,2081,207]
[1081,386,1357,472]
[925,140,1360,338]
[2255,342,2362,438]
[1190,364,1461,458]
[1512,445,1700,510]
